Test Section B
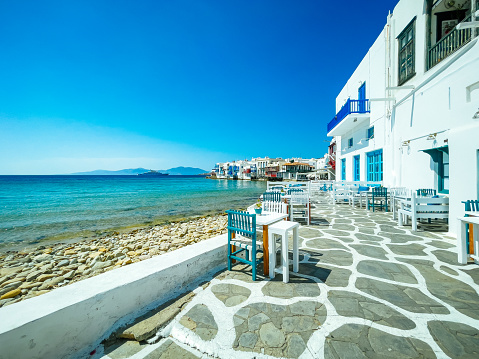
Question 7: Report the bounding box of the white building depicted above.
[328,0,479,235]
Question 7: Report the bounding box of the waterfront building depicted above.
[327,0,479,234]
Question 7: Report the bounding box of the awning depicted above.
[419,145,448,154]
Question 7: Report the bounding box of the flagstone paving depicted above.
[100,194,479,359]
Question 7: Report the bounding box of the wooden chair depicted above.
[416,189,437,197]
[263,191,282,202]
[463,200,479,212]
[226,210,261,281]
[398,193,449,231]
[367,187,388,212]
[290,191,310,225]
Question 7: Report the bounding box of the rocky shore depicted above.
[0,214,228,308]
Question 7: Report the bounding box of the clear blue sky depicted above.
[0,0,398,174]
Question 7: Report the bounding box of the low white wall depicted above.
[0,234,228,359]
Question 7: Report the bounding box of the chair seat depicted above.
[231,238,263,250]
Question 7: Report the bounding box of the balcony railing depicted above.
[428,14,473,70]
[327,99,370,133]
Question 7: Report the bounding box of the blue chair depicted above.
[417,189,437,197]
[368,187,388,212]
[463,200,479,212]
[263,191,282,202]
[226,210,261,281]
[287,188,303,195]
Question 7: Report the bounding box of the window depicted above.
[398,18,416,85]
[367,149,383,181]
[439,151,449,193]
[367,126,374,139]
[341,158,346,180]
[348,138,353,148]
[354,155,360,181]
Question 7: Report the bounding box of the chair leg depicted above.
[252,246,256,281]
[293,227,299,273]
[281,231,289,283]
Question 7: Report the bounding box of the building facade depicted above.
[328,0,479,234]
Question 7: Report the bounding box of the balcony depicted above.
[327,99,370,136]
[427,13,474,70]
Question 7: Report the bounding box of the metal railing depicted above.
[327,99,370,133]
[428,14,473,70]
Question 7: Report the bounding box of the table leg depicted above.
[458,219,468,264]
[263,224,269,276]
[469,224,474,256]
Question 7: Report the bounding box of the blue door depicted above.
[341,159,346,180]
[353,155,360,181]
[358,82,366,112]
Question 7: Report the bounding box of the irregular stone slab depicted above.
[119,292,195,341]
[357,228,377,234]
[323,230,351,237]
[334,219,353,224]
[144,339,199,359]
[179,304,218,341]
[430,250,462,266]
[378,232,423,243]
[379,225,406,234]
[332,224,356,231]
[317,250,354,266]
[328,290,415,330]
[211,283,251,307]
[440,266,458,276]
[428,240,455,249]
[387,243,427,256]
[324,324,436,359]
[104,339,148,359]
[356,277,449,314]
[357,260,417,284]
[300,262,351,287]
[400,258,479,319]
[428,321,479,358]
[350,245,389,260]
[354,233,384,242]
[233,301,326,357]
[299,228,323,238]
[461,267,479,285]
[307,238,349,251]
[262,278,320,298]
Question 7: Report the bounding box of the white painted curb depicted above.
[0,234,228,359]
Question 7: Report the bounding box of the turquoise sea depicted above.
[0,175,266,251]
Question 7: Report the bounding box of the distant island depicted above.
[69,167,208,176]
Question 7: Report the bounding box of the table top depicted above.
[459,215,479,224]
[465,211,478,217]
[247,210,288,225]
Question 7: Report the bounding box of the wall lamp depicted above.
[427,133,437,140]
[473,108,479,120]
[402,140,410,146]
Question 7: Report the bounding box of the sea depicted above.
[0,175,266,252]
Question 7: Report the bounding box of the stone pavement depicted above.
[100,194,479,359]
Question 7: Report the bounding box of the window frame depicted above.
[367,149,383,182]
[367,126,374,140]
[353,155,360,181]
[341,158,346,180]
[397,17,416,86]
[348,138,353,148]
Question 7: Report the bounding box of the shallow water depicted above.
[0,175,266,250]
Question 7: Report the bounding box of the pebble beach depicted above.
[0,214,228,308]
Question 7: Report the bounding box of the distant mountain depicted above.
[164,167,208,175]
[69,167,208,176]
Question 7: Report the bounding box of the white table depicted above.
[247,210,288,276]
[458,216,479,264]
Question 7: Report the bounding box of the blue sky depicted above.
[0,0,398,174]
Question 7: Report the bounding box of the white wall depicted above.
[0,235,228,359]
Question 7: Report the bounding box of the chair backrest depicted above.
[287,188,303,195]
[462,200,479,211]
[270,186,284,193]
[372,187,387,199]
[291,191,309,204]
[263,200,287,214]
[263,191,282,202]
[416,188,436,197]
[226,210,256,238]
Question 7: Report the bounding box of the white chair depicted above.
[398,193,449,231]
[263,200,287,214]
[268,221,300,283]
[290,191,310,225]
